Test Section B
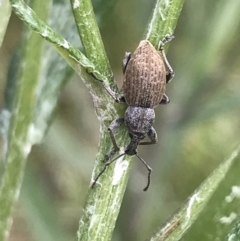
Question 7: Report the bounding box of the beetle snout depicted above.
[125,148,137,156]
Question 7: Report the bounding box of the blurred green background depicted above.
[0,0,240,240]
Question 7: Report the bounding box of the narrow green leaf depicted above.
[0,1,50,240]
[149,145,240,241]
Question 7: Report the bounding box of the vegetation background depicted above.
[0,0,240,240]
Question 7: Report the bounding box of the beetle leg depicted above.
[122,52,131,74]
[159,34,174,47]
[159,93,170,105]
[91,118,125,188]
[101,81,126,103]
[136,154,152,191]
[139,127,158,145]
[158,35,175,83]
[104,118,124,162]
[91,153,125,189]
[161,49,175,83]
[87,70,125,103]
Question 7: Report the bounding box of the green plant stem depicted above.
[77,0,185,240]
[70,0,114,85]
[145,0,185,48]
[0,1,50,240]
[70,1,133,241]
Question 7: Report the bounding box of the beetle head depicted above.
[125,106,155,141]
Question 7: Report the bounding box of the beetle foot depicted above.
[158,34,175,49]
[159,94,170,104]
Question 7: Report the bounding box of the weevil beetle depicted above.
[91,34,175,191]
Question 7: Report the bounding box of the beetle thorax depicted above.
[125,106,155,139]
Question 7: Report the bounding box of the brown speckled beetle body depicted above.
[92,35,175,191]
[123,40,166,108]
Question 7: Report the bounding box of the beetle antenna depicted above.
[136,154,152,191]
[91,153,126,189]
